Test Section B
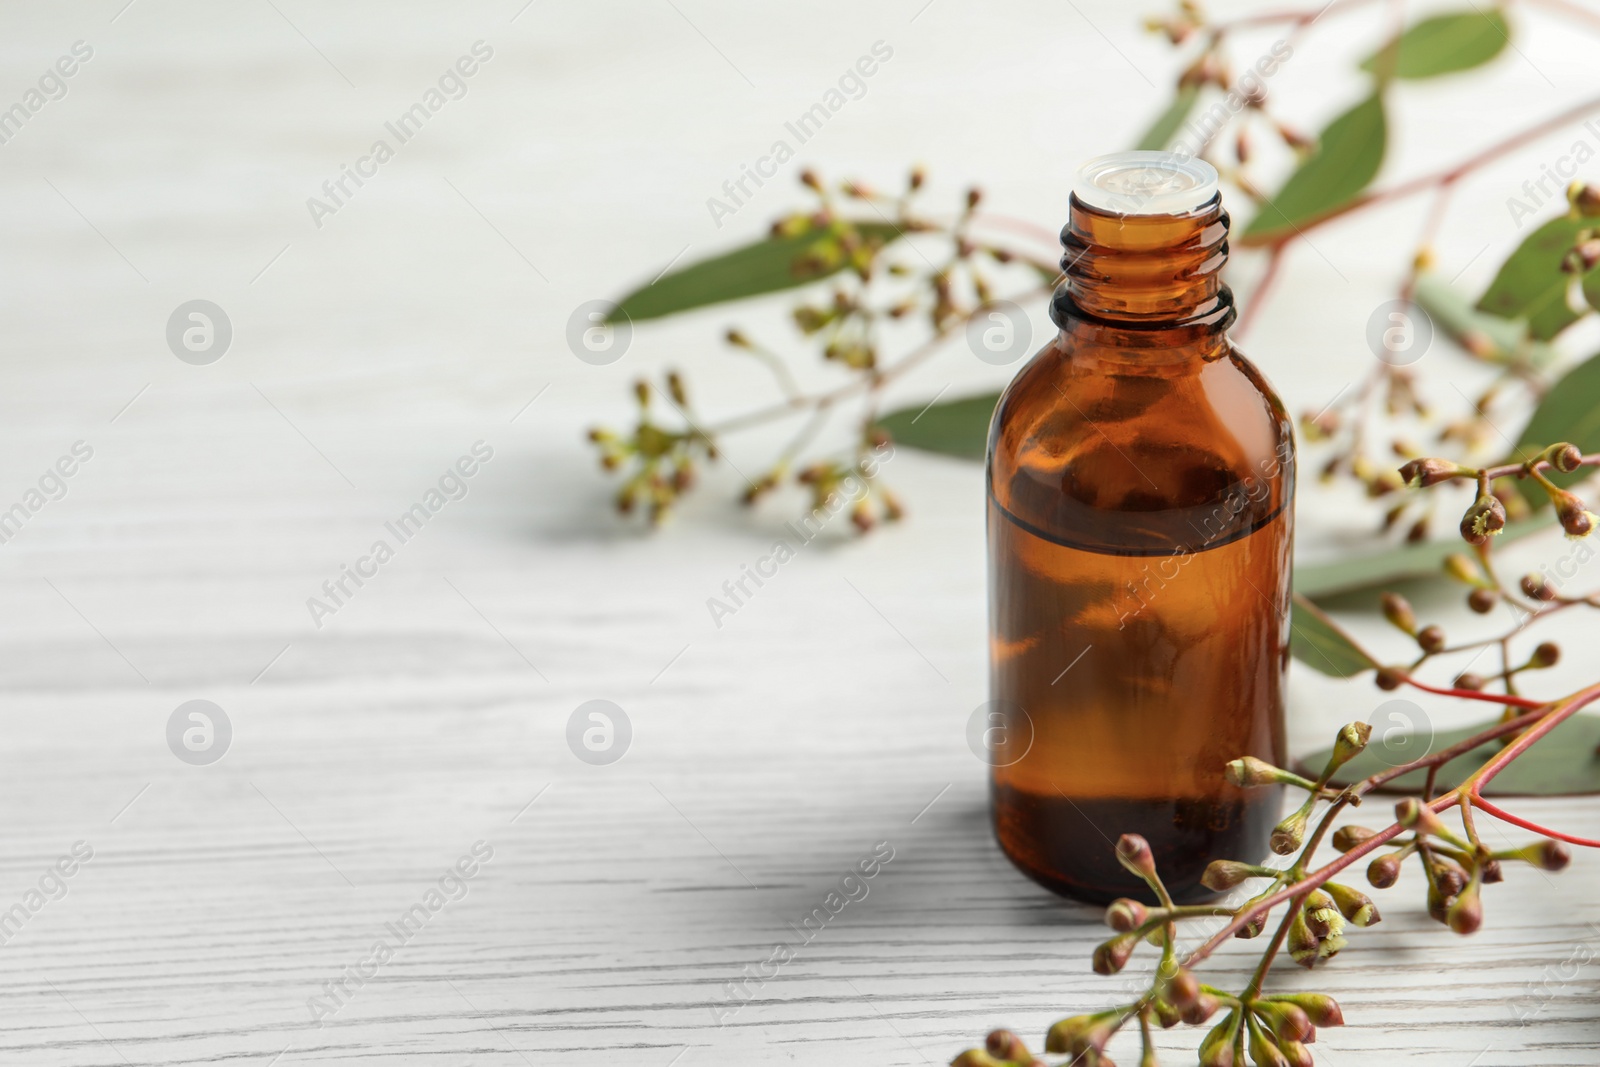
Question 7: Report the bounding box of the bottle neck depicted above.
[1051,192,1235,334]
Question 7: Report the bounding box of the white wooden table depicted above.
[1,1,1597,1063]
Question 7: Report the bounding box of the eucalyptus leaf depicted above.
[1240,94,1387,245]
[1475,214,1599,341]
[1413,272,1560,369]
[1507,350,1600,506]
[1133,85,1201,152]
[610,222,903,323]
[1293,517,1554,599]
[876,391,999,461]
[1360,9,1511,79]
[1302,714,1600,796]
[1289,594,1378,677]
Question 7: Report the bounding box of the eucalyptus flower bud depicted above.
[1254,1000,1314,1043]
[1521,572,1557,601]
[666,370,688,406]
[1416,625,1447,653]
[1443,552,1483,584]
[1427,880,1455,925]
[1395,797,1448,838]
[1225,756,1308,788]
[1044,1011,1116,1057]
[1105,897,1148,932]
[1448,879,1483,935]
[1201,859,1274,891]
[1454,671,1487,691]
[1281,1041,1314,1067]
[1467,587,1499,613]
[1531,641,1561,668]
[1460,494,1507,545]
[1092,932,1139,975]
[1571,179,1600,216]
[948,1049,1003,1067]
[1398,457,1462,487]
[1264,993,1345,1027]
[1150,967,1194,1009]
[1367,851,1403,889]
[1248,1016,1291,1067]
[1433,859,1468,899]
[1287,907,1321,967]
[1303,889,1344,940]
[1332,825,1378,852]
[1181,991,1221,1026]
[1481,857,1505,883]
[1271,805,1311,855]
[1380,592,1416,634]
[1511,838,1572,871]
[1549,487,1599,539]
[1325,880,1381,926]
[1152,998,1182,1029]
[1198,1012,1240,1067]
[1548,442,1585,473]
[984,1028,1036,1064]
[1375,666,1404,691]
[1329,721,1373,769]
[1115,834,1157,881]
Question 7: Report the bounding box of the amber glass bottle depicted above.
[985,153,1293,905]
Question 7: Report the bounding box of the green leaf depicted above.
[1133,85,1201,152]
[1240,94,1387,245]
[875,391,999,461]
[1303,714,1600,796]
[1508,350,1600,505]
[1293,517,1553,599]
[1289,594,1378,677]
[1412,272,1560,370]
[1360,9,1511,79]
[1475,214,1599,341]
[610,222,903,323]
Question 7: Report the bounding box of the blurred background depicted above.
[2,1,1598,1064]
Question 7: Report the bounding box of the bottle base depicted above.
[990,785,1279,906]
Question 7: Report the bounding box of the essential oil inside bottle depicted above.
[985,152,1294,905]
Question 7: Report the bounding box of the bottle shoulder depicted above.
[987,334,1294,554]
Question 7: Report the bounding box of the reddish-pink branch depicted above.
[1469,794,1600,848]
[1400,674,1544,709]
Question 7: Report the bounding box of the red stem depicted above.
[1401,674,1544,710]
[1470,794,1600,848]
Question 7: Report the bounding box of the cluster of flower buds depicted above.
[1194,993,1344,1067]
[1223,723,1371,857]
[1347,799,1573,937]
[587,374,714,526]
